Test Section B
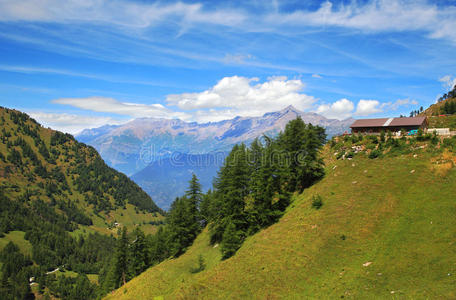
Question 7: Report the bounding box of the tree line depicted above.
[108,116,327,295]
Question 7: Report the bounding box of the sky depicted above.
[0,0,456,133]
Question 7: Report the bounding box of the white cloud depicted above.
[28,112,128,134]
[316,97,416,120]
[312,74,323,79]
[271,0,456,44]
[51,76,316,123]
[0,0,245,28]
[52,96,191,120]
[0,1,455,44]
[0,65,169,86]
[316,98,354,120]
[355,99,383,116]
[223,54,254,65]
[439,75,456,90]
[166,76,316,119]
[388,98,418,110]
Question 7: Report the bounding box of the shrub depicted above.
[336,151,345,160]
[189,255,206,274]
[416,128,424,141]
[368,135,379,144]
[430,132,439,145]
[380,130,385,142]
[311,194,323,209]
[442,137,456,151]
[345,151,355,159]
[369,149,382,159]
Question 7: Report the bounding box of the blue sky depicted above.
[0,0,456,133]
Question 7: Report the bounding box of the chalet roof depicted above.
[350,117,427,128]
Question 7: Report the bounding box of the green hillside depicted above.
[421,97,456,130]
[419,86,456,130]
[107,136,456,299]
[0,107,164,299]
[0,107,163,235]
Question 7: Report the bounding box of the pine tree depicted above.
[130,227,148,276]
[186,173,202,210]
[210,144,250,244]
[199,189,214,225]
[148,226,169,265]
[113,227,129,288]
[248,138,288,234]
[221,221,242,260]
[185,173,203,232]
[166,196,199,257]
[277,118,326,192]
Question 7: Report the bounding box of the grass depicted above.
[427,115,456,130]
[87,274,99,285]
[106,145,456,299]
[0,231,32,256]
[70,204,165,238]
[105,228,221,300]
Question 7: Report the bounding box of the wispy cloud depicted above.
[270,0,456,43]
[52,96,191,120]
[387,98,419,110]
[439,75,456,90]
[2,1,453,43]
[0,1,246,28]
[0,65,176,87]
[28,111,128,134]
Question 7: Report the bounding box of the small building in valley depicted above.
[350,117,428,134]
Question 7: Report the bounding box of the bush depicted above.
[336,151,345,160]
[369,149,382,159]
[311,194,323,209]
[380,130,385,142]
[345,151,355,159]
[189,255,206,274]
[442,137,456,151]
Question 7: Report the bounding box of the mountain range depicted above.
[77,105,354,209]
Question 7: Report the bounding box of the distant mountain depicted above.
[77,106,353,176]
[77,124,121,143]
[131,152,227,209]
[77,106,353,209]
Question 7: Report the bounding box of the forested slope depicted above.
[0,106,163,299]
[107,133,456,299]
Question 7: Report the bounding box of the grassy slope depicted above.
[0,231,32,256]
[70,204,164,237]
[427,115,456,131]
[107,147,456,299]
[420,97,456,130]
[420,97,454,116]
